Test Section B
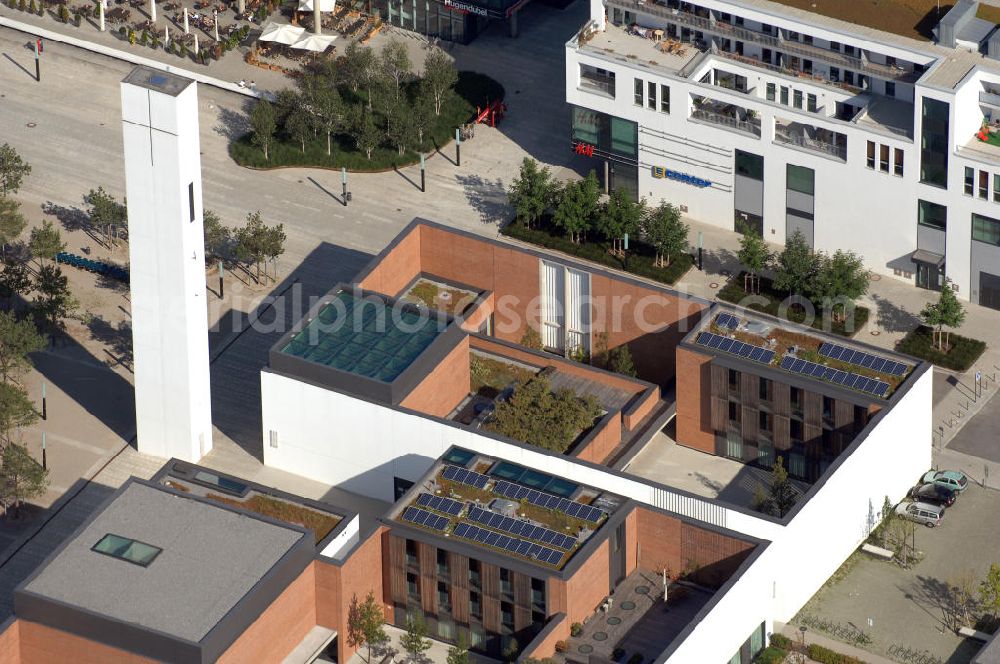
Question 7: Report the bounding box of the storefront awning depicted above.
[911,249,944,267]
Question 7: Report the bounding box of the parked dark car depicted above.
[909,483,958,507]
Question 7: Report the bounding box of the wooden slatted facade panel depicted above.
[482,562,500,598]
[741,405,758,454]
[710,396,728,432]
[740,372,759,408]
[711,364,728,398]
[774,414,790,450]
[803,391,822,429]
[773,382,791,417]
[513,572,531,609]
[482,596,501,633]
[451,587,470,624]
[834,399,854,431]
[387,535,407,605]
[418,542,436,614]
[450,552,470,624]
[514,606,533,633]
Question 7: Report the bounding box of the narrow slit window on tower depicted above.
[188,182,195,222]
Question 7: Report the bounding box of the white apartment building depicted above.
[565,0,1000,307]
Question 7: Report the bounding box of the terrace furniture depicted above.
[652,28,663,41]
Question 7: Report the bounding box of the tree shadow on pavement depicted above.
[871,293,920,334]
[41,201,90,233]
[87,315,133,373]
[214,102,252,141]
[454,173,508,227]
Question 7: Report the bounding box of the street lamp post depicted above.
[420,154,426,193]
[341,167,348,206]
[41,432,46,470]
[41,382,46,421]
[455,128,461,167]
[33,39,40,83]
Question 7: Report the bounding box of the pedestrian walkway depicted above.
[776,622,897,664]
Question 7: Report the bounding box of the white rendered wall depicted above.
[121,74,212,461]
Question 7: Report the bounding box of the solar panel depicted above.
[696,332,715,347]
[716,313,739,330]
[819,343,907,379]
[738,343,754,358]
[719,338,734,353]
[402,507,448,531]
[442,465,489,489]
[452,521,568,566]
[493,481,605,523]
[467,507,578,550]
[780,356,794,370]
[708,334,724,349]
[416,493,464,516]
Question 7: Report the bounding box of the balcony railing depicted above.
[981,90,1000,108]
[606,0,920,82]
[712,50,864,96]
[774,125,846,160]
[691,108,761,136]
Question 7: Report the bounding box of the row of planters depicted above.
[501,159,694,287]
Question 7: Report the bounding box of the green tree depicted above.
[347,590,388,664]
[203,209,231,260]
[508,158,555,229]
[0,310,45,383]
[234,211,285,283]
[0,196,28,251]
[380,39,411,102]
[32,264,75,333]
[752,458,797,518]
[343,42,379,107]
[0,144,31,196]
[980,563,1000,623]
[84,187,128,248]
[737,226,770,294]
[920,279,966,351]
[487,375,601,453]
[0,443,48,518]
[249,99,277,161]
[286,108,313,154]
[411,91,434,146]
[597,188,645,255]
[0,383,38,447]
[772,229,817,298]
[422,46,457,116]
[643,201,688,267]
[28,220,66,267]
[386,101,414,156]
[353,109,383,160]
[446,633,471,664]
[0,258,30,306]
[311,85,343,156]
[552,181,589,244]
[520,325,543,350]
[399,613,431,662]
[608,344,637,377]
[502,637,519,663]
[809,250,870,323]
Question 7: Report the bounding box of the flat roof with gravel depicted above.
[20,481,306,642]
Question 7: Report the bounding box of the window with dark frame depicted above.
[759,377,771,401]
[648,80,656,109]
[966,167,975,195]
[188,182,195,223]
[879,144,890,172]
[634,78,643,106]
[973,213,1000,245]
[917,200,947,231]
[981,170,990,199]
[894,148,904,176]
[660,84,670,113]
[867,141,876,169]
[91,533,162,567]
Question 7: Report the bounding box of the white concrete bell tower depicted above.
[120,67,212,461]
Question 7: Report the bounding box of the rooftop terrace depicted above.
[691,309,915,400]
[751,0,946,42]
[388,449,626,572]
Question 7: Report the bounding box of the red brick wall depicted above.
[218,563,316,664]
[316,526,387,664]
[400,336,471,417]
[18,621,156,664]
[636,507,684,576]
[459,293,495,333]
[357,226,421,297]
[621,388,660,431]
[559,539,610,625]
[623,509,639,578]
[572,411,622,465]
[674,346,715,454]
[0,619,18,664]
[521,614,569,660]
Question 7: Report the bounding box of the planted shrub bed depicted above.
[502,218,694,286]
[896,324,986,372]
[230,71,504,172]
[717,272,870,338]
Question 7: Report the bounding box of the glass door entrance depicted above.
[915,261,943,291]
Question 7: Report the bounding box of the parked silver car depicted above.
[895,501,945,527]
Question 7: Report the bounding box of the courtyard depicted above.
[795,482,1000,664]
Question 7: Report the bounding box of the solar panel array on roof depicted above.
[716,313,740,330]
[452,522,564,566]
[442,465,489,489]
[402,506,449,531]
[467,506,577,550]
[818,342,908,377]
[696,332,776,365]
[416,493,463,516]
[492,481,604,523]
[779,356,890,398]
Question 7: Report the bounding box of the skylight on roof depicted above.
[92,533,162,567]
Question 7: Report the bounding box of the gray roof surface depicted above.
[22,482,305,642]
[122,66,192,96]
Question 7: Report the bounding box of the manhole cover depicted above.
[26,123,36,128]
[636,585,650,595]
[871,273,882,281]
[870,330,881,336]
[578,644,594,654]
[607,616,622,625]
[593,632,608,641]
[621,600,637,610]
[709,282,719,289]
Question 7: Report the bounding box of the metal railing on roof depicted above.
[774,125,847,160]
[691,108,761,136]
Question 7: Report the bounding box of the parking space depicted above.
[796,481,1000,663]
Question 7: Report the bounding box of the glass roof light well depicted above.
[92,533,162,567]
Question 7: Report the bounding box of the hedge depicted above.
[806,643,867,664]
[769,634,792,650]
[717,272,869,338]
[501,219,694,286]
[753,646,787,664]
[896,325,986,372]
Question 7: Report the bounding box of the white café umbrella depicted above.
[258,21,305,44]
[183,7,189,34]
[296,0,335,11]
[150,0,156,22]
[291,33,337,51]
